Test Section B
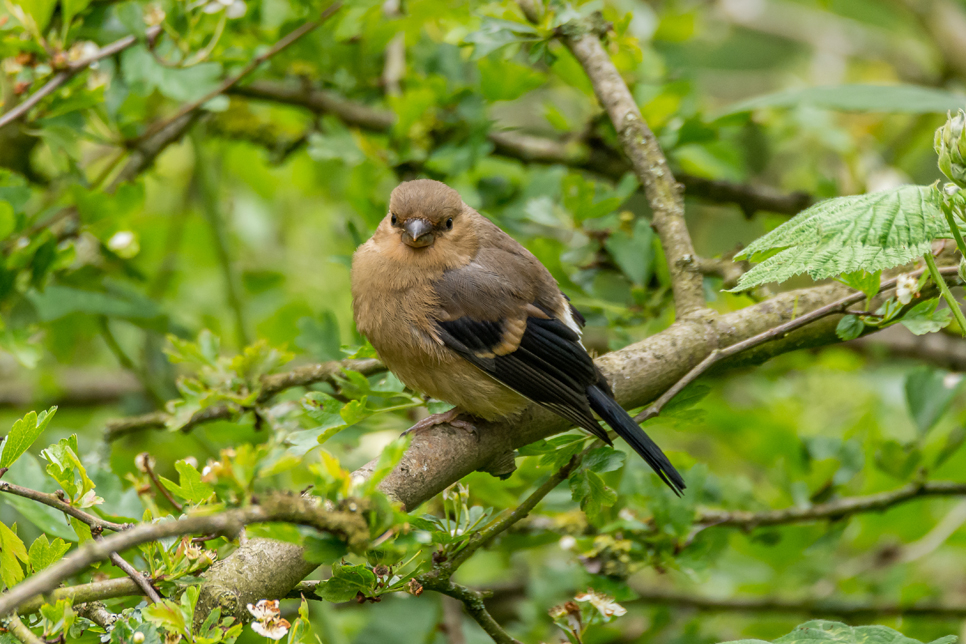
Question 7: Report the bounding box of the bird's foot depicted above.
[403,407,479,438]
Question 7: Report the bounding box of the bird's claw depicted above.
[402,408,479,438]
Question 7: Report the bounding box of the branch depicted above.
[225,81,810,216]
[137,3,342,143]
[633,265,960,424]
[625,586,966,619]
[18,577,145,615]
[522,9,706,313]
[696,481,966,530]
[421,580,522,644]
[5,614,42,644]
[104,358,383,441]
[0,493,368,617]
[74,602,118,630]
[848,322,966,371]
[104,550,161,604]
[0,27,161,133]
[0,480,132,533]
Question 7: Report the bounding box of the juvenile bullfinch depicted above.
[351,179,685,494]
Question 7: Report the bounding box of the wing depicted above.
[433,266,611,443]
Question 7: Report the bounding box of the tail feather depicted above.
[586,385,685,496]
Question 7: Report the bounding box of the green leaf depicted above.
[478,57,546,102]
[604,218,654,286]
[835,315,865,341]
[583,447,626,474]
[316,564,376,603]
[40,435,96,503]
[62,0,92,27]
[0,202,15,240]
[27,285,166,328]
[0,522,28,589]
[569,470,617,522]
[27,534,70,572]
[304,534,349,565]
[837,270,881,301]
[720,84,966,116]
[0,406,56,468]
[296,311,342,361]
[159,460,214,506]
[463,17,540,60]
[732,186,948,291]
[905,368,960,437]
[935,427,966,469]
[362,435,410,493]
[875,440,921,480]
[11,0,58,31]
[721,619,957,643]
[900,298,953,335]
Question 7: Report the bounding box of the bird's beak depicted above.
[402,218,435,248]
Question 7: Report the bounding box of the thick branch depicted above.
[0,494,368,617]
[104,358,383,441]
[6,614,42,644]
[535,14,705,314]
[74,602,118,630]
[18,577,143,615]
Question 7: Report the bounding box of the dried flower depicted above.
[67,41,100,67]
[247,599,290,640]
[406,578,423,596]
[575,589,626,619]
[144,3,166,26]
[373,565,390,580]
[895,273,918,305]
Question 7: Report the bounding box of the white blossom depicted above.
[558,535,576,551]
[204,0,246,18]
[575,590,627,619]
[251,619,290,640]
[247,599,290,640]
[896,272,918,305]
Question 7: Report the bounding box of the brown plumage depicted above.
[351,179,685,493]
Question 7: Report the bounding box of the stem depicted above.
[942,200,966,260]
[6,614,42,644]
[923,252,966,336]
[0,480,132,533]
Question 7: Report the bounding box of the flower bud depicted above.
[935,110,966,187]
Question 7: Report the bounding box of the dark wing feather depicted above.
[436,315,612,444]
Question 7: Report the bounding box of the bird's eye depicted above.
[391,214,397,225]
[445,218,453,230]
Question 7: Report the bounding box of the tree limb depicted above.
[5,614,42,644]
[0,26,161,133]
[421,580,522,644]
[104,358,383,441]
[554,15,704,315]
[0,493,368,617]
[0,480,132,533]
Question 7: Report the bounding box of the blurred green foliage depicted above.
[2,0,966,642]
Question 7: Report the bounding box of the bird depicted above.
[350,179,685,494]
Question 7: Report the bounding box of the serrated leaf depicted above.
[837,270,881,301]
[303,534,349,565]
[731,186,948,291]
[159,460,214,506]
[835,315,865,341]
[900,298,953,335]
[0,406,56,468]
[28,534,70,572]
[721,619,958,643]
[0,522,27,589]
[583,447,626,474]
[463,17,540,60]
[569,470,617,521]
[362,435,410,493]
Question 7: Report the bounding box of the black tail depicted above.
[586,385,685,496]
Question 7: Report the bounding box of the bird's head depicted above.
[387,179,464,250]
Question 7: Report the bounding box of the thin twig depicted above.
[102,544,161,604]
[421,580,522,644]
[135,3,342,143]
[104,358,384,441]
[139,454,183,512]
[5,614,42,644]
[446,445,592,572]
[0,27,161,133]
[19,577,147,616]
[634,265,961,423]
[0,480,132,533]
[226,80,811,216]
[695,480,966,530]
[0,493,368,617]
